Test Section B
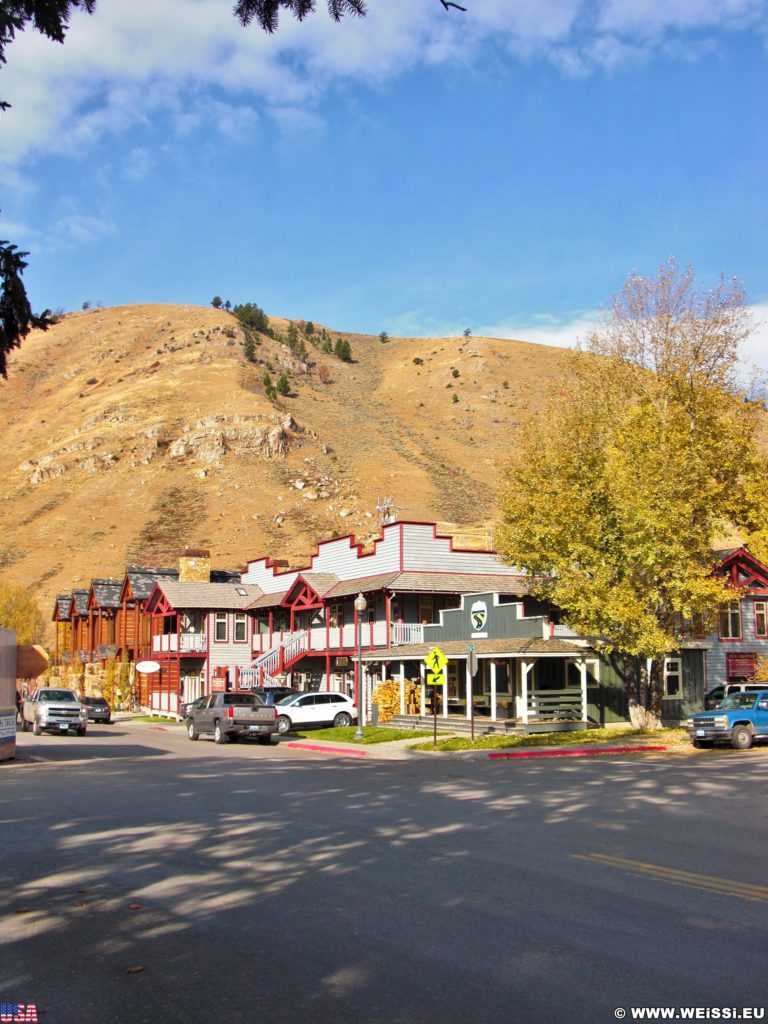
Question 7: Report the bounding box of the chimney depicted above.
[178,547,211,583]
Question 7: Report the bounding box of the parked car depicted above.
[250,686,298,706]
[687,690,768,749]
[180,695,208,721]
[82,696,111,723]
[186,691,278,744]
[704,682,766,710]
[274,691,357,735]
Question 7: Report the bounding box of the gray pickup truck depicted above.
[186,691,278,745]
[21,687,88,736]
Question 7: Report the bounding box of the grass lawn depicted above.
[408,726,691,753]
[132,715,183,725]
[289,725,433,744]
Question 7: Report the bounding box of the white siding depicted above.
[400,523,522,575]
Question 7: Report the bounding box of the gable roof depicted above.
[147,581,263,612]
[89,579,123,609]
[52,594,71,621]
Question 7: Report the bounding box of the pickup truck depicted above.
[186,691,278,745]
[687,690,768,750]
[21,687,88,736]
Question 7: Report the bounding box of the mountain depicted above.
[0,303,568,616]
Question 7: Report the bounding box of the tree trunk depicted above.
[625,655,663,729]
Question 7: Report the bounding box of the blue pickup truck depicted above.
[687,690,768,750]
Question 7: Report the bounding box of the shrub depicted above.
[276,372,291,396]
[413,357,423,366]
[451,367,460,378]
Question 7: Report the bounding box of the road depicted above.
[2,722,767,1023]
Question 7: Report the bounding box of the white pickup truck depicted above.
[21,687,88,736]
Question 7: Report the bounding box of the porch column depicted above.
[520,660,532,725]
[466,660,472,719]
[490,661,497,721]
[443,663,448,718]
[419,661,426,716]
[399,662,405,715]
[579,659,588,722]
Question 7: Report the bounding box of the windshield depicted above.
[718,693,761,710]
[276,694,301,706]
[38,690,78,702]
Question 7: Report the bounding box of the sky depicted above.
[1,0,767,372]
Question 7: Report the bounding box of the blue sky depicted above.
[1,0,767,369]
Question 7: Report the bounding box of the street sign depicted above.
[425,646,448,674]
[427,671,445,688]
[468,652,478,678]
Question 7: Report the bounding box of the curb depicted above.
[488,745,668,760]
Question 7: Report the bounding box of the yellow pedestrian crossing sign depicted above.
[426,671,444,688]
[425,646,448,677]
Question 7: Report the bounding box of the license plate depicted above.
[696,729,705,737]
[250,725,268,732]
[60,724,69,732]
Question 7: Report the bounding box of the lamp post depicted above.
[354,592,367,740]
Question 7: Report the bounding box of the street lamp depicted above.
[354,592,367,740]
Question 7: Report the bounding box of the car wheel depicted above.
[187,720,199,741]
[77,726,87,737]
[277,715,292,735]
[333,712,352,728]
[213,720,229,744]
[692,739,713,749]
[33,721,42,736]
[256,735,273,745]
[731,725,753,750]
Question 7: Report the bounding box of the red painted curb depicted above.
[488,745,668,760]
[285,742,367,758]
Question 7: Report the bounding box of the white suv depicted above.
[274,691,357,734]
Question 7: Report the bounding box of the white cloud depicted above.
[478,302,768,379]
[0,0,765,167]
[43,214,118,251]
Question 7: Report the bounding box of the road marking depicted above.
[573,853,768,903]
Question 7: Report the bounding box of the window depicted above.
[755,601,767,639]
[719,600,741,640]
[418,595,434,624]
[214,612,227,642]
[234,612,247,643]
[329,603,343,628]
[662,658,682,700]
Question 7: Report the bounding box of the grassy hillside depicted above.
[0,303,568,618]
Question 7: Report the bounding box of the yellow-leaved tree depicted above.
[0,580,46,645]
[496,260,768,727]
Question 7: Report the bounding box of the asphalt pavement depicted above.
[2,720,767,1024]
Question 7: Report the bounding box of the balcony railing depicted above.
[152,633,207,654]
[391,623,424,646]
[253,621,399,655]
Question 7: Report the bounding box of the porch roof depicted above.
[363,637,590,660]
[70,589,90,616]
[387,571,530,595]
[53,594,71,621]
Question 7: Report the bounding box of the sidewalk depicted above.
[281,732,688,761]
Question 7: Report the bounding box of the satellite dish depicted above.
[135,660,161,673]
